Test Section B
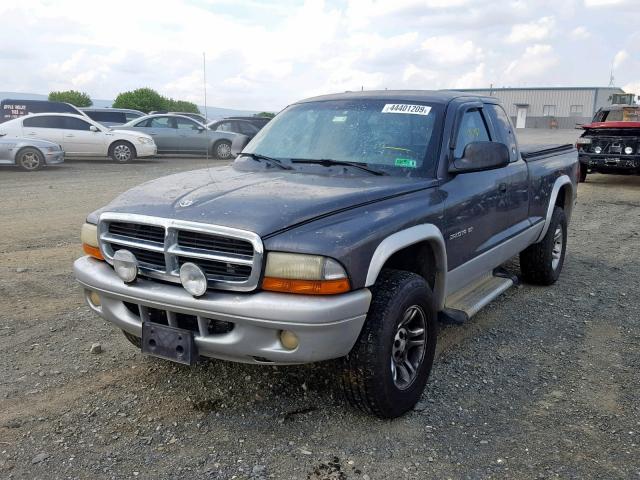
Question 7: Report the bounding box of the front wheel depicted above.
[340,269,438,418]
[578,163,587,183]
[520,206,567,285]
[109,141,136,163]
[213,140,232,160]
[122,330,141,348]
[17,147,44,171]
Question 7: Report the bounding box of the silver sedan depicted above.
[119,114,238,159]
[0,135,64,171]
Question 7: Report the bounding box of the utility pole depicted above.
[203,52,209,161]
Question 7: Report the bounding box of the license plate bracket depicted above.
[605,157,620,165]
[142,322,197,365]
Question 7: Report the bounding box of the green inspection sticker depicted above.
[395,158,417,168]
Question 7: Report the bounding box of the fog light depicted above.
[624,146,633,155]
[280,330,299,350]
[179,262,207,297]
[113,249,138,283]
[88,290,101,307]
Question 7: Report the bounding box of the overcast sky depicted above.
[0,0,638,110]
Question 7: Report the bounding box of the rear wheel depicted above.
[339,269,437,418]
[520,206,567,285]
[213,140,232,160]
[109,141,136,163]
[17,148,44,171]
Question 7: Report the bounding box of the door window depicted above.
[149,116,174,128]
[23,116,64,128]
[454,109,490,159]
[486,104,517,162]
[238,121,258,136]
[63,117,92,130]
[176,118,200,130]
[215,121,235,132]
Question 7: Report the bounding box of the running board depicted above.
[440,273,514,324]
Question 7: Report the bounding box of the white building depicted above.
[456,87,625,129]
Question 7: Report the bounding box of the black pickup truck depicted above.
[74,90,578,418]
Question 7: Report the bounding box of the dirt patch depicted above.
[1,159,639,479]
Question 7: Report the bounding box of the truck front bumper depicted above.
[579,154,640,171]
[74,256,371,364]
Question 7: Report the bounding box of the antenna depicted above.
[608,60,615,87]
[203,51,209,161]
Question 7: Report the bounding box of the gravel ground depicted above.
[1,151,639,479]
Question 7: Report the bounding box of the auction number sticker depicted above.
[382,104,431,115]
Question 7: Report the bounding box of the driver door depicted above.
[441,107,508,270]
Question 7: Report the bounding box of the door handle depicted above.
[499,183,507,193]
[149,133,158,136]
[64,134,74,138]
[27,132,37,136]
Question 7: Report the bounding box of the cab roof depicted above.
[296,89,499,105]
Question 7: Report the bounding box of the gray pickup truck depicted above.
[74,90,578,418]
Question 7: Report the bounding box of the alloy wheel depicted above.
[552,225,563,270]
[390,305,427,390]
[114,144,132,162]
[20,151,41,170]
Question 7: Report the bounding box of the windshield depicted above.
[594,107,640,122]
[244,99,443,177]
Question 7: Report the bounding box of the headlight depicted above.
[180,262,208,297]
[594,146,602,154]
[81,222,103,260]
[113,250,138,283]
[137,137,152,144]
[624,146,633,155]
[262,252,350,295]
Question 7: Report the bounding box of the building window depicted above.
[542,105,556,117]
[570,105,583,116]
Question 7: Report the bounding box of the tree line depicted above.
[47,88,200,113]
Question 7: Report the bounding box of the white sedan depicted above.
[0,113,156,162]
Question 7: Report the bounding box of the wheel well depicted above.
[379,241,437,291]
[15,146,40,159]
[555,183,573,220]
[109,140,136,156]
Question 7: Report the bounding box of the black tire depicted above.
[17,147,44,171]
[109,141,136,163]
[578,163,587,183]
[520,206,567,285]
[122,330,142,348]
[340,269,438,418]
[213,140,232,160]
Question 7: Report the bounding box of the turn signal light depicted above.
[83,243,104,260]
[262,277,350,295]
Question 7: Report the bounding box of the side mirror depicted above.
[197,125,205,132]
[89,125,99,132]
[231,134,250,157]
[449,141,510,174]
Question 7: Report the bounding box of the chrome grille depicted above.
[98,213,263,292]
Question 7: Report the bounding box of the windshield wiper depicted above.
[241,152,293,170]
[289,158,386,176]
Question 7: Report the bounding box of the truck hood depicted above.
[94,165,437,237]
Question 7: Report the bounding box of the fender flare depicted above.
[536,175,574,242]
[364,224,448,310]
